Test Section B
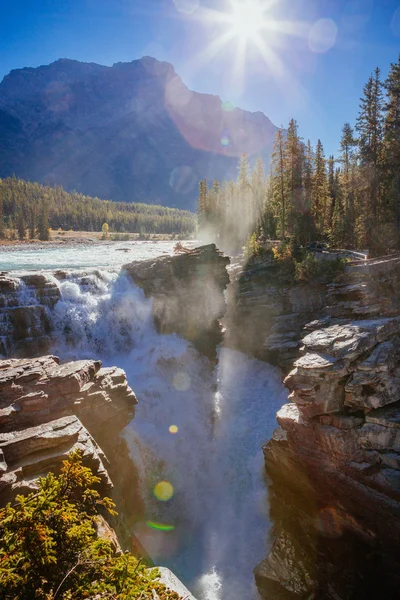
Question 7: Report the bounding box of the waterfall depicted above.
[40,268,286,599]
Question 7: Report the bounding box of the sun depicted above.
[228,0,268,41]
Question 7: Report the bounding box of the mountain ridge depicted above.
[0,56,278,209]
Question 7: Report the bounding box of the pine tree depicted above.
[312,139,329,237]
[339,123,357,177]
[17,202,25,240]
[302,139,314,244]
[0,193,5,239]
[356,68,384,227]
[251,157,266,232]
[197,179,208,229]
[384,55,400,231]
[29,204,37,239]
[38,198,50,241]
[285,119,304,238]
[271,129,287,240]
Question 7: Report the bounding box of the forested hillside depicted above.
[198,55,400,256]
[0,177,196,239]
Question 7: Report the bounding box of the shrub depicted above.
[295,253,346,283]
[0,451,182,599]
[244,233,273,260]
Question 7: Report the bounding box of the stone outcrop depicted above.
[0,272,60,357]
[225,258,328,367]
[256,266,400,599]
[0,355,143,547]
[124,244,230,356]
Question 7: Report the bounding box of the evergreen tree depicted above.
[17,203,25,240]
[251,157,266,232]
[356,68,384,225]
[38,198,50,241]
[284,118,304,238]
[29,204,37,239]
[312,139,329,237]
[339,123,357,177]
[384,55,400,231]
[0,193,4,239]
[271,129,287,239]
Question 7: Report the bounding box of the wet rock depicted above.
[124,244,230,356]
[0,273,60,357]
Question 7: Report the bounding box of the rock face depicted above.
[0,273,60,357]
[255,264,400,599]
[0,355,142,546]
[124,244,230,356]
[225,258,328,367]
[0,57,278,210]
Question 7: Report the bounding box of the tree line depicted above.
[198,55,400,256]
[0,177,196,240]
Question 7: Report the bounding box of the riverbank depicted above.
[0,231,191,252]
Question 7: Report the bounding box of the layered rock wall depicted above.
[255,263,400,599]
[0,273,60,357]
[225,259,328,367]
[0,355,143,547]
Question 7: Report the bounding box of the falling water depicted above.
[42,267,287,600]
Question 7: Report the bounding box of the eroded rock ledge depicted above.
[256,312,400,598]
[123,244,230,356]
[0,355,143,547]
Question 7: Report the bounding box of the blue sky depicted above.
[1,0,399,156]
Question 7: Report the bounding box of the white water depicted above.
[20,262,286,599]
[0,240,192,272]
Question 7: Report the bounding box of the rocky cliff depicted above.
[0,272,60,357]
[124,244,230,356]
[0,57,278,209]
[225,258,328,367]
[253,260,400,599]
[0,355,144,545]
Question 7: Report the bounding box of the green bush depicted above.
[0,451,181,599]
[295,253,346,283]
[244,233,273,260]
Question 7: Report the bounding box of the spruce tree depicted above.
[384,55,400,231]
[271,129,287,240]
[29,204,37,239]
[312,139,329,238]
[0,193,4,239]
[251,157,266,232]
[285,119,303,239]
[17,203,25,240]
[38,198,50,241]
[356,68,384,230]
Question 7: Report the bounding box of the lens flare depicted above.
[146,520,175,532]
[169,425,179,434]
[173,0,199,15]
[153,480,174,502]
[173,371,191,391]
[308,18,338,53]
[221,101,235,112]
[221,136,230,147]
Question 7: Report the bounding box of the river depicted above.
[3,242,287,600]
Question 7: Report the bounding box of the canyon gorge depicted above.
[1,244,400,599]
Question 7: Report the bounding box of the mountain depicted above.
[0,57,278,210]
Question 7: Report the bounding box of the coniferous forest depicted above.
[198,56,400,257]
[0,178,196,240]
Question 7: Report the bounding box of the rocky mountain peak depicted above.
[0,56,278,209]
